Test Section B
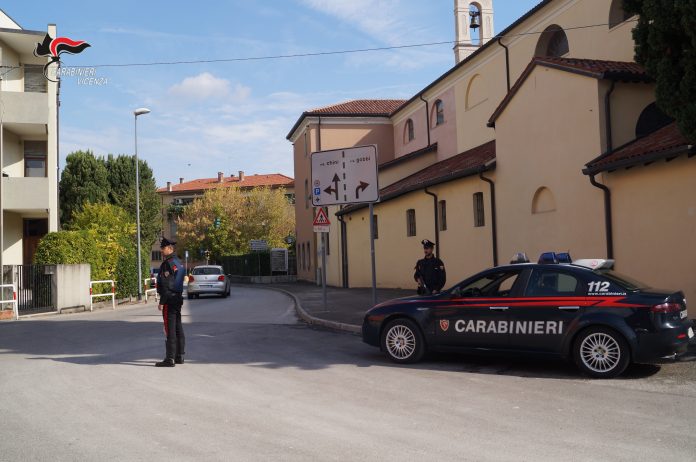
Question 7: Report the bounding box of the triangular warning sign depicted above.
[313,208,331,226]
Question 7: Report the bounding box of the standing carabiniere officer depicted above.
[414,239,446,295]
[155,237,185,367]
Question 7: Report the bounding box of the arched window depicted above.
[636,102,674,138]
[465,74,487,110]
[535,25,569,57]
[431,100,445,127]
[532,187,556,214]
[609,0,633,28]
[404,119,415,143]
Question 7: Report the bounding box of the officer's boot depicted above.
[155,358,175,367]
[175,355,184,364]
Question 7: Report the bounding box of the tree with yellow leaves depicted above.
[176,186,295,258]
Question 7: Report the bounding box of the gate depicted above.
[14,265,54,315]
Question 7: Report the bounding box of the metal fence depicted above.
[13,265,54,315]
[219,253,297,277]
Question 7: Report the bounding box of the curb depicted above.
[263,286,361,334]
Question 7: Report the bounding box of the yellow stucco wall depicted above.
[343,175,495,289]
[608,157,696,311]
[494,66,607,261]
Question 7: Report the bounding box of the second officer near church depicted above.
[413,239,446,295]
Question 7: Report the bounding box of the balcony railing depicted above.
[2,177,50,211]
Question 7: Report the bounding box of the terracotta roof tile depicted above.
[338,141,496,215]
[584,122,694,173]
[307,99,406,116]
[489,57,651,127]
[158,173,294,193]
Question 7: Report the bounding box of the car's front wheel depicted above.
[380,318,425,364]
[573,327,630,378]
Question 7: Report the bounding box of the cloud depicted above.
[168,73,251,102]
[299,0,449,69]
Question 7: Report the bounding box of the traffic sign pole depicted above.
[321,232,327,310]
[369,203,377,306]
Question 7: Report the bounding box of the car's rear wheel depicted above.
[380,318,425,364]
[573,327,630,378]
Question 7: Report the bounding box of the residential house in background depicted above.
[0,10,59,267]
[288,0,696,311]
[152,171,294,270]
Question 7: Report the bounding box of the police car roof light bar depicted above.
[510,252,530,264]
[538,252,558,264]
[556,252,572,264]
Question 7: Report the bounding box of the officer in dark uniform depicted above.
[155,237,186,367]
[414,239,446,295]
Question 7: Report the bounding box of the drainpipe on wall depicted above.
[604,81,616,152]
[479,170,498,266]
[497,38,511,92]
[424,188,439,258]
[419,95,431,147]
[589,174,614,259]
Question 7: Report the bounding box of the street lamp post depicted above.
[134,107,150,301]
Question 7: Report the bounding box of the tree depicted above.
[624,0,696,141]
[59,150,110,224]
[176,186,295,258]
[105,154,161,248]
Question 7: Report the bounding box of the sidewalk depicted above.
[267,282,413,332]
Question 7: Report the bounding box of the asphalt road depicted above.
[1,287,695,461]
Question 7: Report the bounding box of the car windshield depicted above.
[594,269,648,291]
[192,267,222,275]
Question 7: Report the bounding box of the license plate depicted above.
[200,284,213,288]
[689,327,694,339]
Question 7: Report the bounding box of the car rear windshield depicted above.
[594,269,648,291]
[192,267,222,275]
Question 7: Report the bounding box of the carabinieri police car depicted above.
[362,252,694,378]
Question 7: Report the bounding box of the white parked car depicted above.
[187,265,231,299]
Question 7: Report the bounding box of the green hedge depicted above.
[34,230,147,298]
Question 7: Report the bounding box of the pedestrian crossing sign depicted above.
[313,208,331,233]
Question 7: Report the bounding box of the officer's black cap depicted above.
[160,237,177,248]
[421,239,435,249]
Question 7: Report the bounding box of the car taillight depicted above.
[651,302,682,313]
[218,275,225,281]
[188,275,194,282]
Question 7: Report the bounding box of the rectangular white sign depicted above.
[311,145,379,206]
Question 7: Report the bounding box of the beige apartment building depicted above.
[152,171,294,270]
[0,10,59,267]
[288,0,696,311]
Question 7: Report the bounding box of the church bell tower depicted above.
[454,0,495,64]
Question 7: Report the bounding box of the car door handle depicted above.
[489,306,509,311]
[558,306,580,311]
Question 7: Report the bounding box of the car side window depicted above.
[525,270,584,297]
[454,271,520,297]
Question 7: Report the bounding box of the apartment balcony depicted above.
[2,177,50,212]
[0,91,49,132]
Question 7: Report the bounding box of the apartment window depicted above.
[307,242,311,270]
[372,214,379,239]
[473,192,485,227]
[434,100,445,126]
[406,209,417,237]
[305,179,309,209]
[439,200,447,231]
[151,250,162,261]
[405,119,415,143]
[24,65,47,93]
[170,219,178,239]
[24,141,47,177]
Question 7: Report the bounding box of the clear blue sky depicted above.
[3,0,539,186]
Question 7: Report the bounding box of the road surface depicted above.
[0,287,695,461]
